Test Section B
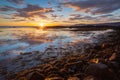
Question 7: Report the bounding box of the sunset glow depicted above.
[0,0,120,80]
[39,23,44,27]
[0,0,120,26]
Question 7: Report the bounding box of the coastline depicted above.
[0,29,118,80]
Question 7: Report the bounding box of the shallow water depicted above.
[0,27,113,60]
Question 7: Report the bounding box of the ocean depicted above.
[0,27,113,60]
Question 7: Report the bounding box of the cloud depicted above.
[0,6,16,11]
[13,4,54,19]
[98,14,113,18]
[62,0,120,14]
[57,5,63,12]
[51,14,58,18]
[48,2,52,6]
[69,14,96,21]
[7,0,24,5]
[70,14,81,18]
[0,4,54,20]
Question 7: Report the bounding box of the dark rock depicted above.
[64,61,83,73]
[83,75,97,80]
[16,77,28,80]
[86,63,117,80]
[44,66,59,75]
[107,61,119,73]
[45,77,64,80]
[73,73,86,80]
[59,68,68,77]
[28,71,45,80]
[67,77,80,80]
[112,53,120,63]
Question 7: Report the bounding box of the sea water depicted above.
[0,27,113,60]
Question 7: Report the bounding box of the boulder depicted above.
[86,63,117,80]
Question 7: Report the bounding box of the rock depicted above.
[89,58,99,64]
[109,53,116,61]
[107,61,119,73]
[64,61,83,73]
[112,53,120,63]
[45,77,64,80]
[83,75,96,80]
[59,68,68,77]
[73,73,86,80]
[101,43,105,48]
[68,77,80,80]
[44,66,59,75]
[17,77,28,80]
[86,63,117,80]
[27,71,45,80]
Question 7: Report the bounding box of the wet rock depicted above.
[59,68,68,77]
[107,61,119,73]
[52,60,65,69]
[73,73,86,80]
[112,53,120,63]
[109,53,116,61]
[64,61,83,73]
[44,66,59,75]
[68,77,80,80]
[16,77,28,80]
[86,63,117,80]
[89,58,99,64]
[27,71,45,80]
[83,75,96,80]
[45,77,64,80]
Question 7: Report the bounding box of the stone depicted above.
[45,77,64,80]
[68,77,80,80]
[17,77,28,80]
[83,75,95,80]
[89,58,99,64]
[109,53,116,61]
[86,63,117,80]
[28,72,45,80]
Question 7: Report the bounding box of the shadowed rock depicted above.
[86,63,117,80]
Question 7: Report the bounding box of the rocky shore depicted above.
[2,29,120,80]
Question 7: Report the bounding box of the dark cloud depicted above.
[57,5,63,12]
[51,14,58,18]
[0,4,54,20]
[48,2,52,6]
[7,0,24,5]
[99,14,113,18]
[17,4,54,13]
[0,6,16,11]
[3,17,16,19]
[13,4,54,19]
[69,14,96,21]
[70,14,81,17]
[62,0,120,14]
[69,13,120,23]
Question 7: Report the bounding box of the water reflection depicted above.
[0,28,113,60]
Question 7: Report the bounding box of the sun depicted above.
[39,23,44,28]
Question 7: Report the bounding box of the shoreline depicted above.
[0,29,120,80]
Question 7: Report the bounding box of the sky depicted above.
[0,0,120,26]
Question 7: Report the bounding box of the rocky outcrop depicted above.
[6,30,120,80]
